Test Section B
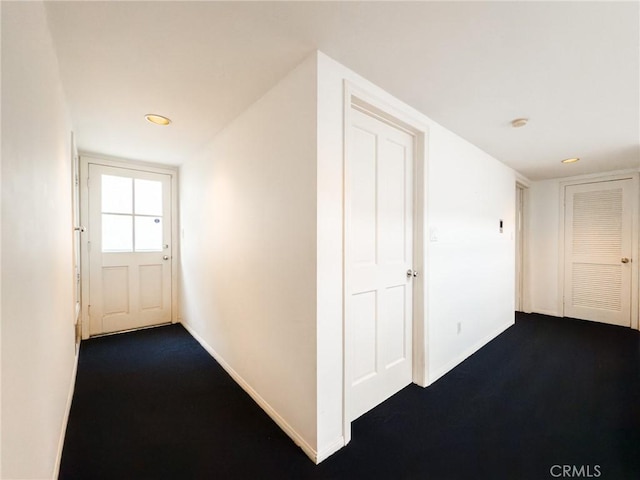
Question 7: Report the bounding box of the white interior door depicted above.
[347,107,415,421]
[564,179,633,327]
[88,164,172,335]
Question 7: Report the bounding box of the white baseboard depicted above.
[530,309,561,317]
[53,349,79,479]
[428,320,514,385]
[316,436,345,464]
[180,321,320,463]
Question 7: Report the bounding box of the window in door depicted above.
[101,175,164,253]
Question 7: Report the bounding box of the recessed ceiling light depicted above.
[511,118,529,128]
[561,157,580,164]
[145,114,171,126]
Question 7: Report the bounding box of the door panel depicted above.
[139,264,164,310]
[89,164,172,335]
[348,108,414,420]
[384,285,407,367]
[352,291,378,384]
[564,179,632,326]
[102,266,129,315]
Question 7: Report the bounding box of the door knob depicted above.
[621,258,631,264]
[406,269,418,278]
[163,255,170,260]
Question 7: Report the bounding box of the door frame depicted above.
[342,82,428,444]
[515,181,530,313]
[79,154,179,339]
[557,171,639,330]
[70,132,82,351]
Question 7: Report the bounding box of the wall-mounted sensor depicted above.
[499,220,504,233]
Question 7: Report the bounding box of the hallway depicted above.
[3,2,639,477]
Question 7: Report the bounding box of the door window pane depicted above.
[135,179,162,216]
[102,175,132,214]
[135,216,162,252]
[102,214,133,252]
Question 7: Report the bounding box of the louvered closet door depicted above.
[564,179,633,326]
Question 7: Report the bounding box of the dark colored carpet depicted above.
[60,313,640,480]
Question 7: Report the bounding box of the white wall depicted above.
[0,2,4,473]
[1,2,77,478]
[427,124,516,381]
[179,55,319,455]
[315,53,345,459]
[316,51,516,455]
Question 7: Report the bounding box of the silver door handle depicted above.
[406,269,418,278]
[621,258,631,264]
[163,255,170,260]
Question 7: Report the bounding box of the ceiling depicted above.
[44,1,639,180]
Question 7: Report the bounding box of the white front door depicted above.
[563,179,633,327]
[88,164,172,335]
[347,107,415,421]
